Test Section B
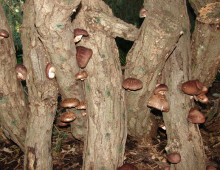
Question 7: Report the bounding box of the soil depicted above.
[0,82,219,170]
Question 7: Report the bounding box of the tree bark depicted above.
[73,0,127,169]
[21,0,59,169]
[189,1,220,87]
[124,6,182,139]
[161,1,206,169]
[0,3,28,151]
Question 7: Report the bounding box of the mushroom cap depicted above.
[182,80,203,95]
[0,29,9,39]
[46,63,55,79]
[117,163,138,170]
[139,8,148,18]
[60,98,80,108]
[60,112,77,122]
[154,84,168,95]
[206,165,217,170]
[122,78,143,91]
[196,93,209,104]
[75,70,88,80]
[56,118,69,127]
[74,29,89,37]
[202,86,208,94]
[81,110,87,116]
[147,93,170,112]
[167,152,181,164]
[76,101,87,110]
[15,64,27,80]
[76,46,93,68]
[188,108,205,124]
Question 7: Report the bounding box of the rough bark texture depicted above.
[124,7,182,138]
[0,3,28,151]
[73,0,127,169]
[160,1,206,170]
[190,1,220,87]
[21,0,59,169]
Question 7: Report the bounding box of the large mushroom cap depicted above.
[46,63,55,79]
[147,93,170,112]
[75,70,88,80]
[154,84,168,95]
[0,29,9,39]
[117,163,138,170]
[60,98,80,108]
[167,152,181,164]
[56,118,69,127]
[76,46,93,68]
[188,108,205,124]
[74,29,88,37]
[182,80,203,95]
[15,64,27,80]
[60,112,77,122]
[122,78,143,91]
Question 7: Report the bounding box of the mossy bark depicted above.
[0,3,28,151]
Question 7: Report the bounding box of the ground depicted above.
[0,81,219,170]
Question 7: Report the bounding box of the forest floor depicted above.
[0,81,219,170]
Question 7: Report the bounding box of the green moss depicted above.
[95,17,101,23]
[60,56,67,62]
[118,144,123,153]
[128,108,132,112]
[105,133,111,139]
[87,148,90,156]
[11,120,18,126]
[106,89,111,97]
[65,87,71,92]
[122,113,126,120]
[100,167,106,170]
[86,83,90,93]
[0,97,7,103]
[54,23,64,30]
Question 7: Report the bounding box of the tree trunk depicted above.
[161,1,206,169]
[0,3,28,151]
[189,1,220,87]
[21,0,59,169]
[124,3,182,140]
[73,0,127,169]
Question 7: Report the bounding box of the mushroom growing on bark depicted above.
[117,163,138,170]
[0,29,9,40]
[76,101,87,110]
[60,112,77,122]
[15,64,27,80]
[196,93,209,104]
[56,118,69,127]
[122,78,143,91]
[206,165,217,170]
[139,8,148,18]
[147,93,170,112]
[60,98,80,108]
[167,152,181,164]
[76,46,93,68]
[154,84,168,95]
[74,28,88,43]
[75,70,88,80]
[188,108,205,124]
[182,80,203,95]
[46,63,55,79]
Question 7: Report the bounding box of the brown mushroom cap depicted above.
[60,112,77,122]
[167,152,181,164]
[188,108,205,124]
[182,80,203,95]
[60,98,80,108]
[206,165,217,170]
[147,93,170,112]
[75,70,88,80]
[15,64,27,80]
[74,29,88,37]
[76,101,87,110]
[122,78,143,91]
[46,63,55,79]
[154,84,168,95]
[117,163,138,170]
[139,8,148,18]
[76,46,93,68]
[0,29,9,39]
[56,118,69,127]
[196,93,209,104]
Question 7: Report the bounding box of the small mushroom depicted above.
[122,78,143,91]
[139,8,148,18]
[76,46,93,68]
[154,84,168,95]
[56,118,69,127]
[74,29,88,43]
[60,112,77,122]
[188,108,205,124]
[75,70,88,80]
[167,152,181,164]
[46,63,55,79]
[0,29,9,40]
[15,64,27,80]
[81,110,87,116]
[147,93,170,112]
[60,98,80,108]
[117,163,138,170]
[182,80,203,95]
[76,101,87,110]
[196,93,209,104]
